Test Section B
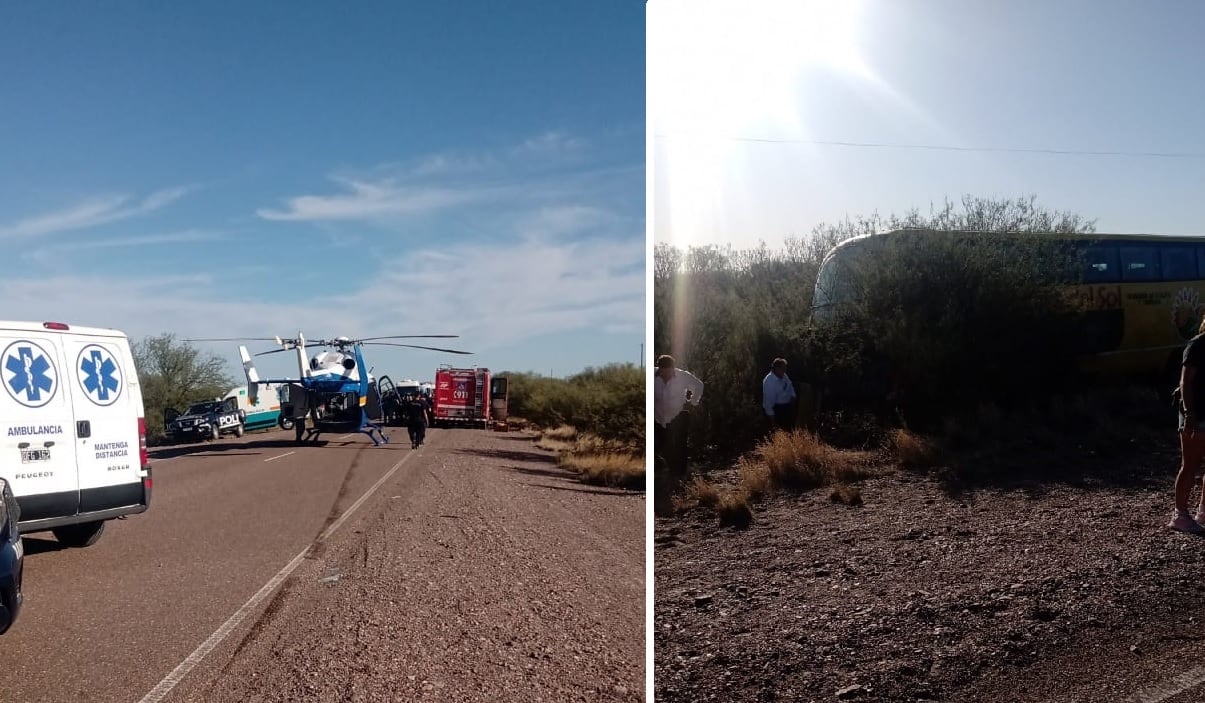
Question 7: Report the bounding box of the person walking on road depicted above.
[654,355,704,516]
[403,393,430,449]
[763,357,798,433]
[1169,314,1205,533]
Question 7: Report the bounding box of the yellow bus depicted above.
[810,229,1205,383]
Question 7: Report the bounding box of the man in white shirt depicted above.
[763,357,797,432]
[653,355,704,516]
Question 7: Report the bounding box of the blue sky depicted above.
[0,1,644,382]
[650,0,1205,248]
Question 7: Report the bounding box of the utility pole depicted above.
[640,343,644,369]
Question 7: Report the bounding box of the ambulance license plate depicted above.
[20,449,50,463]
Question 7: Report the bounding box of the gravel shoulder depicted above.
[654,435,1205,703]
[164,429,645,703]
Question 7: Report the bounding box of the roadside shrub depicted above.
[653,195,1100,459]
[891,428,940,469]
[736,456,772,501]
[505,364,643,450]
[543,425,578,441]
[716,490,753,528]
[686,476,721,508]
[757,430,872,490]
[557,451,644,490]
[808,230,1086,430]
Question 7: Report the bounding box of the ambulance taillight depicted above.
[137,417,149,468]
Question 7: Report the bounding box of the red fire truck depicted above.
[432,366,491,428]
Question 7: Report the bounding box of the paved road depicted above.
[0,426,644,702]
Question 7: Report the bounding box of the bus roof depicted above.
[823,228,1205,259]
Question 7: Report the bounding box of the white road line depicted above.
[263,451,296,463]
[1124,665,1205,702]
[337,433,356,439]
[136,450,416,703]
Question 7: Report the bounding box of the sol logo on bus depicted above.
[1067,284,1122,312]
[1173,287,1205,340]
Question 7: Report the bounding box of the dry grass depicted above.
[829,484,863,506]
[535,436,577,453]
[542,424,578,441]
[533,424,644,490]
[680,431,872,524]
[756,429,873,490]
[892,428,940,469]
[716,489,753,528]
[736,456,772,502]
[558,451,644,490]
[686,476,721,508]
[536,425,634,455]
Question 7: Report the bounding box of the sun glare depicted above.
[654,0,871,137]
[653,0,874,247]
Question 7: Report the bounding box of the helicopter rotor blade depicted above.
[254,342,327,357]
[367,342,474,355]
[183,337,282,342]
[359,335,460,341]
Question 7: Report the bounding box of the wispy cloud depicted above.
[257,130,617,225]
[19,229,228,265]
[0,187,193,239]
[517,205,628,240]
[511,130,587,156]
[0,234,644,377]
[344,236,645,346]
[410,152,500,176]
[255,177,495,222]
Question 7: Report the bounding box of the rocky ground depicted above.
[654,432,1205,702]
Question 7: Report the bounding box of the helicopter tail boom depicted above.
[296,332,312,380]
[239,345,262,405]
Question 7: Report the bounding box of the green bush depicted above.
[807,229,1087,428]
[133,333,235,445]
[653,195,1099,457]
[504,363,644,449]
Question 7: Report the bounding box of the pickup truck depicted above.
[164,398,245,443]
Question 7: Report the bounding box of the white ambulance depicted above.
[221,383,289,431]
[0,321,151,547]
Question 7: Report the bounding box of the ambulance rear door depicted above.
[64,334,143,513]
[0,329,79,521]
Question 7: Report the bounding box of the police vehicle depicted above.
[164,397,245,443]
[0,320,152,548]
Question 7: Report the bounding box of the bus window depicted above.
[1198,246,1205,278]
[1161,246,1196,281]
[1081,242,1120,283]
[1119,245,1159,281]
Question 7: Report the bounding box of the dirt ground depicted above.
[653,432,1205,703]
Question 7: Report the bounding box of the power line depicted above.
[652,132,1205,159]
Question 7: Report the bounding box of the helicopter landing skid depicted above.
[359,421,389,447]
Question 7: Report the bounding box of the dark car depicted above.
[164,398,246,443]
[0,477,24,634]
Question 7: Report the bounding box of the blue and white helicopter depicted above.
[193,333,472,446]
